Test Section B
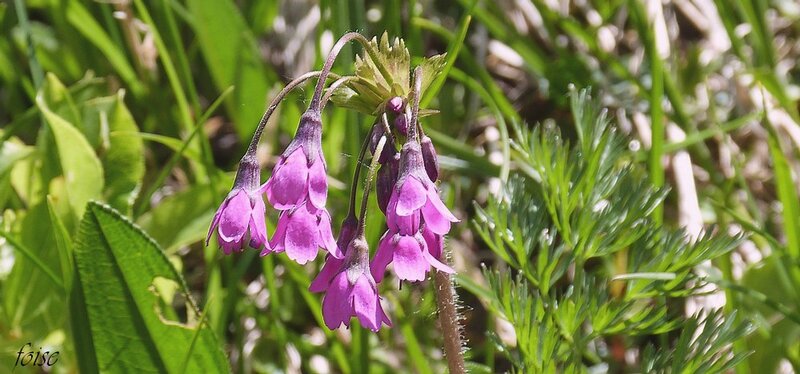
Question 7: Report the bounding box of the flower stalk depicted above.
[310,32,394,112]
[434,268,466,374]
[247,70,340,153]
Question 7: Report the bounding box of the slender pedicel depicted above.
[321,76,358,109]
[309,32,395,112]
[357,136,387,234]
[406,66,423,142]
[247,70,341,153]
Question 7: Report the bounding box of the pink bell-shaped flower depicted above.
[263,110,329,211]
[313,237,392,332]
[207,154,269,255]
[370,141,458,282]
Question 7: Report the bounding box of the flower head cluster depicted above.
[372,141,457,282]
[262,110,340,263]
[206,33,455,333]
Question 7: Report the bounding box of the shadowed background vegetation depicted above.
[1,0,800,373]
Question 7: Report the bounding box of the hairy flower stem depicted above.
[434,269,466,374]
[310,32,394,112]
[407,66,422,143]
[247,70,341,154]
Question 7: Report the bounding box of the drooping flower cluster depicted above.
[206,32,455,332]
[261,110,341,263]
[372,140,457,282]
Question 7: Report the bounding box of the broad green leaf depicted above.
[41,73,82,132]
[100,91,145,215]
[36,91,104,218]
[73,201,229,372]
[186,0,273,139]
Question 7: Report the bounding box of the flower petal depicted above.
[219,235,244,255]
[248,197,269,250]
[317,209,341,258]
[388,193,422,235]
[377,298,392,328]
[308,154,328,209]
[268,211,290,254]
[218,190,251,242]
[395,177,427,216]
[422,228,443,260]
[206,199,228,245]
[420,235,454,274]
[393,235,428,282]
[426,184,459,222]
[309,255,344,293]
[352,275,379,331]
[370,232,395,283]
[322,273,353,330]
[265,149,308,210]
[285,205,319,264]
[421,199,451,235]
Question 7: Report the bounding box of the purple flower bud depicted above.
[420,135,439,182]
[376,153,399,213]
[207,154,269,254]
[393,114,408,136]
[370,124,397,164]
[386,96,404,113]
[312,237,392,332]
[335,215,359,254]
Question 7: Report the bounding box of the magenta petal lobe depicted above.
[371,233,395,282]
[427,184,459,222]
[352,275,379,331]
[392,235,428,282]
[248,198,268,250]
[218,190,251,242]
[317,209,341,258]
[421,199,451,235]
[284,207,319,264]
[308,155,328,209]
[266,149,308,210]
[310,256,344,292]
[395,177,427,216]
[322,273,352,330]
